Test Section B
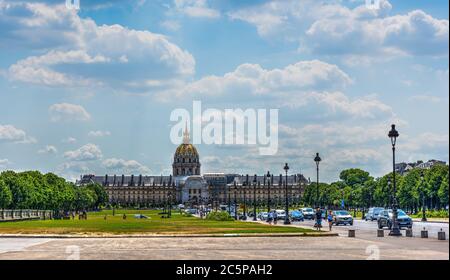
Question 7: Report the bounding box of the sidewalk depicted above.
[412,218,449,224]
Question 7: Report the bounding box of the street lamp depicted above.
[314,153,321,208]
[388,124,402,236]
[387,177,391,208]
[266,171,271,213]
[421,170,427,222]
[234,182,238,220]
[243,182,247,219]
[227,184,231,216]
[283,163,291,224]
[253,174,257,221]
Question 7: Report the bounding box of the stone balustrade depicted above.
[0,209,53,221]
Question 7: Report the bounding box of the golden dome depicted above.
[175,143,199,157]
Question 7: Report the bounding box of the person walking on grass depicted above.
[314,207,323,231]
[327,210,334,231]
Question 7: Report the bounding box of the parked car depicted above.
[184,208,197,215]
[365,207,384,221]
[275,210,286,220]
[377,209,413,229]
[290,210,304,221]
[332,210,354,226]
[258,212,268,221]
[301,208,315,220]
[238,213,247,220]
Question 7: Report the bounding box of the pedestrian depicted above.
[315,207,322,231]
[327,210,334,231]
[104,214,107,220]
[123,213,127,220]
[268,211,273,225]
[273,211,278,225]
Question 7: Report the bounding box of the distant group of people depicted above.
[266,210,278,225]
[78,211,88,220]
[314,207,334,231]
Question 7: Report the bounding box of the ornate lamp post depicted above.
[314,153,321,208]
[387,178,391,208]
[283,163,291,225]
[388,124,402,236]
[234,182,238,220]
[253,174,257,221]
[168,191,172,218]
[421,170,427,222]
[266,171,271,213]
[227,184,231,216]
[243,183,247,219]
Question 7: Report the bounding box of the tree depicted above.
[438,172,449,208]
[397,169,421,212]
[339,169,371,188]
[86,183,108,209]
[0,179,12,209]
[425,165,449,209]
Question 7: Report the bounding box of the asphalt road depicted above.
[288,218,449,239]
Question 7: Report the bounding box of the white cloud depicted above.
[306,9,449,57]
[229,0,449,58]
[2,1,195,91]
[88,130,111,137]
[0,124,36,144]
[160,20,181,31]
[38,145,57,154]
[49,103,91,122]
[102,158,151,174]
[160,60,352,99]
[62,137,77,144]
[409,94,442,103]
[0,159,11,168]
[281,91,393,119]
[64,143,102,161]
[57,161,90,179]
[174,0,220,19]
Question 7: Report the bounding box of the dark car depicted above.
[377,209,413,229]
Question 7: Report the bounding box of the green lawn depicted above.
[0,210,313,235]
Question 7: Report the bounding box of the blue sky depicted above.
[0,0,448,182]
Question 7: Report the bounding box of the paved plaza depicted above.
[0,233,447,260]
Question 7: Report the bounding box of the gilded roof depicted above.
[175,143,199,157]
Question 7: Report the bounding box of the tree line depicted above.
[0,170,108,211]
[302,164,449,213]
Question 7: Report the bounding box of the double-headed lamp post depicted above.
[388,124,402,236]
[387,178,391,208]
[253,174,257,221]
[421,170,427,222]
[266,171,271,213]
[314,153,321,208]
[283,163,291,225]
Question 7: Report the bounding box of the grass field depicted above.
[0,210,314,235]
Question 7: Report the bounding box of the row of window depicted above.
[175,157,198,163]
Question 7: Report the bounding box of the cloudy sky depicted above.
[0,0,448,182]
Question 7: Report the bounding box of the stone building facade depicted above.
[77,126,309,206]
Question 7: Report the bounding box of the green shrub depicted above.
[206,211,234,221]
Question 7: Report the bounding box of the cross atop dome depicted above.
[183,121,190,144]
